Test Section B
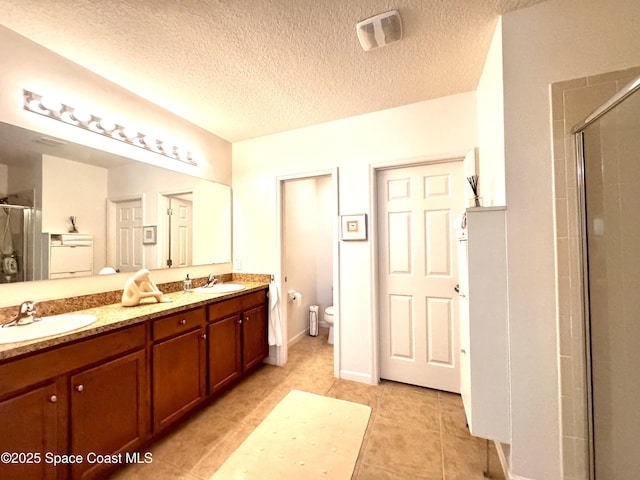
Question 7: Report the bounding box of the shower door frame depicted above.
[572,74,640,480]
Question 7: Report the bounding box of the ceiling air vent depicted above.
[356,10,403,51]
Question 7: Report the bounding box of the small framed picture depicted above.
[142,225,157,245]
[340,213,367,241]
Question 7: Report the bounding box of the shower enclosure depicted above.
[0,204,35,283]
[574,75,640,479]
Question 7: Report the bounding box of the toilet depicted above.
[324,305,334,345]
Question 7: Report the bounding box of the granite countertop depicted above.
[0,281,269,361]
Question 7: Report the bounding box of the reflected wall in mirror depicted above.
[0,122,231,284]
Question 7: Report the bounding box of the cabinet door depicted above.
[208,314,242,395]
[70,349,147,480]
[242,304,267,371]
[152,328,206,432]
[0,381,63,480]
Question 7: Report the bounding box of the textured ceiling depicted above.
[0,0,548,142]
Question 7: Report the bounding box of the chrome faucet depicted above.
[1,301,40,328]
[203,274,219,288]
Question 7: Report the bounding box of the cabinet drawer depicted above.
[208,290,266,322]
[0,324,145,398]
[50,245,93,274]
[152,308,206,342]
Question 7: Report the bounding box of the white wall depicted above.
[41,155,107,274]
[476,17,505,207]
[233,92,477,382]
[282,175,333,342]
[496,0,640,479]
[284,178,319,341]
[315,176,333,313]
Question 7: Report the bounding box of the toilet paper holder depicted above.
[287,290,302,302]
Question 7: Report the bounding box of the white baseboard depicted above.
[339,369,376,385]
[287,328,308,347]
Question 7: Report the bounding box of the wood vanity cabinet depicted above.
[0,324,147,480]
[0,287,268,480]
[207,290,268,395]
[70,349,147,479]
[151,307,207,433]
[0,379,64,480]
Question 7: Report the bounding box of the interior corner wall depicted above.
[476,16,505,207]
[500,0,640,479]
[232,92,477,383]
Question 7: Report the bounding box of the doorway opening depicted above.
[277,169,339,377]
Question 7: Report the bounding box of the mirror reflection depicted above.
[0,122,231,284]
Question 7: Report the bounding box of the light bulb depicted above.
[71,107,91,124]
[142,135,158,150]
[98,118,116,132]
[40,96,62,114]
[112,128,126,140]
[27,98,46,113]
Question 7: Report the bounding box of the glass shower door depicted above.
[580,83,640,479]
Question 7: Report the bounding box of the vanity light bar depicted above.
[22,90,197,166]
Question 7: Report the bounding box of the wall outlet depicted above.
[234,257,242,271]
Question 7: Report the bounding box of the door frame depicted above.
[370,149,478,384]
[275,168,340,376]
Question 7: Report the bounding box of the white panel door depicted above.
[169,197,193,268]
[115,199,143,272]
[378,160,464,392]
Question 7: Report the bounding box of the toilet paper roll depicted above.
[287,290,302,305]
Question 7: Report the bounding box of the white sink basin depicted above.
[193,283,246,294]
[0,314,98,344]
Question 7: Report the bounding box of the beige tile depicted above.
[189,423,255,478]
[439,392,470,438]
[327,378,382,408]
[553,76,587,93]
[564,82,618,134]
[109,458,203,480]
[360,414,443,478]
[442,434,498,480]
[378,386,440,433]
[354,462,438,479]
[150,414,239,470]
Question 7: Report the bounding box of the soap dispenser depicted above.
[183,274,192,292]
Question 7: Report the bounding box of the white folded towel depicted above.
[0,208,13,255]
[268,281,283,347]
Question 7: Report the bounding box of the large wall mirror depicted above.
[0,121,231,284]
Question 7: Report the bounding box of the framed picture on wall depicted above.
[340,213,367,241]
[142,225,157,245]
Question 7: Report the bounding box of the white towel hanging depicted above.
[268,281,283,347]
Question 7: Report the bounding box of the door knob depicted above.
[454,284,460,293]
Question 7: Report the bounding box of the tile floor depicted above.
[110,329,505,479]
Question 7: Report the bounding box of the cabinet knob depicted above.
[200,333,206,340]
[49,395,57,403]
[179,319,187,326]
[237,319,243,324]
[75,384,84,392]
[245,316,249,322]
